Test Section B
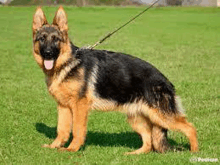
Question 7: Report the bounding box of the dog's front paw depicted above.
[42,144,55,148]
[42,143,61,149]
[58,147,79,152]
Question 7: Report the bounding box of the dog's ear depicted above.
[33,6,48,35]
[53,6,68,32]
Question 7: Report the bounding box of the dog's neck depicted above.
[44,41,81,84]
[70,42,79,54]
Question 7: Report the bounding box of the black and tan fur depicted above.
[32,6,198,154]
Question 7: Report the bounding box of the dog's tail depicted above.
[175,95,185,115]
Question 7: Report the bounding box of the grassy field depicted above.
[0,6,219,164]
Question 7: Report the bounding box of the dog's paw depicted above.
[42,144,60,149]
[124,148,151,155]
[42,144,52,148]
[58,147,78,152]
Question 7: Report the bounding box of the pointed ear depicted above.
[52,6,68,32]
[33,6,48,35]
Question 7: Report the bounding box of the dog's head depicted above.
[32,6,71,71]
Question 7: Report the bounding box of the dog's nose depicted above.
[44,48,53,58]
[45,49,52,54]
[46,49,51,53]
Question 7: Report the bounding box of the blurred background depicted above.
[0,0,219,7]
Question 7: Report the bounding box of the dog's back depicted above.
[74,48,179,115]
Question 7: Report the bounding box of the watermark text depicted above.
[190,157,218,163]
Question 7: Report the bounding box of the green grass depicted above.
[0,6,219,164]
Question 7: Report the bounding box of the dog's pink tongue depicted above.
[44,60,54,70]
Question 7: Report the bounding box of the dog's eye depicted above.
[54,38,59,42]
[39,37,45,42]
[53,36,60,43]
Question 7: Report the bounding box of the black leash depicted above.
[89,0,159,49]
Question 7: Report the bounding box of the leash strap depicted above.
[89,0,160,49]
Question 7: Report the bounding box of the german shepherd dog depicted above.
[32,6,198,154]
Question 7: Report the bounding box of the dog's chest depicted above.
[47,77,83,106]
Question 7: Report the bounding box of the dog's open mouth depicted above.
[44,60,54,70]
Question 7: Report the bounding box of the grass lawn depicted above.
[0,6,219,164]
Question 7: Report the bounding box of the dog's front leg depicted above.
[43,105,72,149]
[63,97,91,152]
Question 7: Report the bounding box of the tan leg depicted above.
[152,125,169,153]
[125,115,153,155]
[147,108,198,152]
[62,97,91,152]
[174,116,198,152]
[43,105,72,148]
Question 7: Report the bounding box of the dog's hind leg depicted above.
[152,126,170,153]
[125,115,153,155]
[43,105,72,148]
[146,108,198,152]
